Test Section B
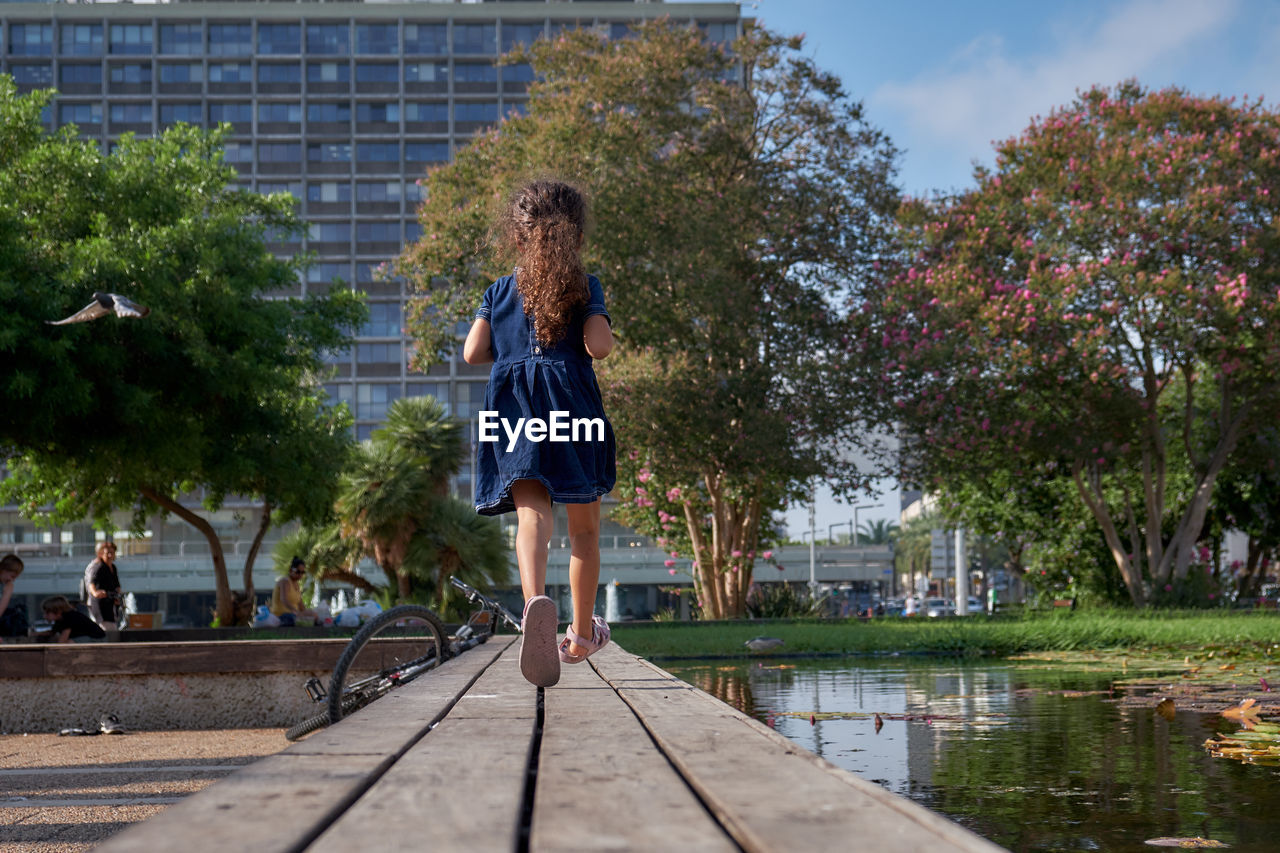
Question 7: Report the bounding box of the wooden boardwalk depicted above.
[95,638,1004,853]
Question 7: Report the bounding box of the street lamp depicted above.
[851,503,884,547]
[828,521,852,545]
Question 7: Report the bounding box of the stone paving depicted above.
[0,729,289,852]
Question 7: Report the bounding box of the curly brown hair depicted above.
[500,180,589,346]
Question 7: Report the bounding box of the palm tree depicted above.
[334,396,510,606]
[858,518,900,545]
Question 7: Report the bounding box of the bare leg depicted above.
[511,479,553,602]
[564,498,602,657]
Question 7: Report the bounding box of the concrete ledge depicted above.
[0,639,374,733]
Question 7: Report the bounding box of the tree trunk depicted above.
[1073,462,1147,607]
[319,568,379,594]
[139,486,234,626]
[241,502,272,606]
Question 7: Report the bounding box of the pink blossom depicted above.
[732,550,742,558]
[664,559,675,568]
[668,569,677,576]
[666,487,682,502]
[638,468,652,483]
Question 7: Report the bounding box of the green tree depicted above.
[0,77,366,625]
[401,22,899,618]
[857,518,899,545]
[334,396,510,609]
[853,83,1280,607]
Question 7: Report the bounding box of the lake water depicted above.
[665,657,1280,852]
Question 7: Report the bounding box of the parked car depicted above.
[967,596,985,614]
[924,598,953,618]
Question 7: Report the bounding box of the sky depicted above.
[676,0,1280,538]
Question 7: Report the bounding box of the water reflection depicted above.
[669,658,1280,853]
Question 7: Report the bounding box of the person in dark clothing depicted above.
[42,596,106,643]
[83,541,123,631]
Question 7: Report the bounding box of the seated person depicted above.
[0,553,25,643]
[41,596,106,643]
[271,557,319,626]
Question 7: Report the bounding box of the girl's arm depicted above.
[584,315,613,359]
[55,628,72,644]
[463,318,494,365]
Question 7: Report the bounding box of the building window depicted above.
[503,101,528,119]
[109,63,152,85]
[10,24,52,57]
[258,24,300,55]
[405,222,422,243]
[209,102,252,124]
[159,63,203,84]
[356,222,401,243]
[159,23,203,55]
[8,64,52,86]
[59,64,102,86]
[454,63,497,84]
[208,24,251,57]
[208,62,250,83]
[403,23,447,54]
[308,142,352,163]
[259,142,302,163]
[356,344,402,368]
[308,62,350,84]
[60,24,103,57]
[357,142,399,163]
[58,103,102,125]
[356,23,398,55]
[502,63,535,85]
[405,62,448,83]
[356,181,401,202]
[110,103,152,124]
[308,102,351,123]
[258,102,302,123]
[310,222,352,242]
[259,64,301,85]
[356,102,398,123]
[404,102,448,122]
[109,24,152,56]
[307,24,349,56]
[362,302,402,338]
[222,142,253,164]
[160,103,203,125]
[355,63,398,84]
[454,102,499,124]
[405,142,449,163]
[702,22,738,44]
[501,23,544,52]
[308,262,350,284]
[405,181,424,203]
[454,23,496,55]
[308,181,352,203]
[258,180,302,198]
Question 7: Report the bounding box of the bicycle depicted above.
[285,578,521,741]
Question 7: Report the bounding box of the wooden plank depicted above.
[532,655,737,852]
[592,645,1006,853]
[93,638,513,853]
[290,637,514,758]
[305,640,535,853]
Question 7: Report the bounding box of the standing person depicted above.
[271,557,318,626]
[463,179,616,688]
[83,542,123,632]
[0,553,26,643]
[41,595,106,643]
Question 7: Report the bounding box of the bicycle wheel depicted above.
[286,693,369,741]
[327,605,448,724]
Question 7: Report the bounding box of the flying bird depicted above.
[48,292,150,325]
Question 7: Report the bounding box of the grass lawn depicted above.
[610,610,1280,660]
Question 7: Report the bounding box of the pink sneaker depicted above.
[519,595,560,687]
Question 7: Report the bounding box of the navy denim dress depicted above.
[473,272,617,516]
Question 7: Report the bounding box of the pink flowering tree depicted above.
[852,83,1280,607]
[401,22,899,618]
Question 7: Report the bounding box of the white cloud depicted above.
[873,0,1241,193]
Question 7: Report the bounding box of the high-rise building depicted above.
[0,1,743,621]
